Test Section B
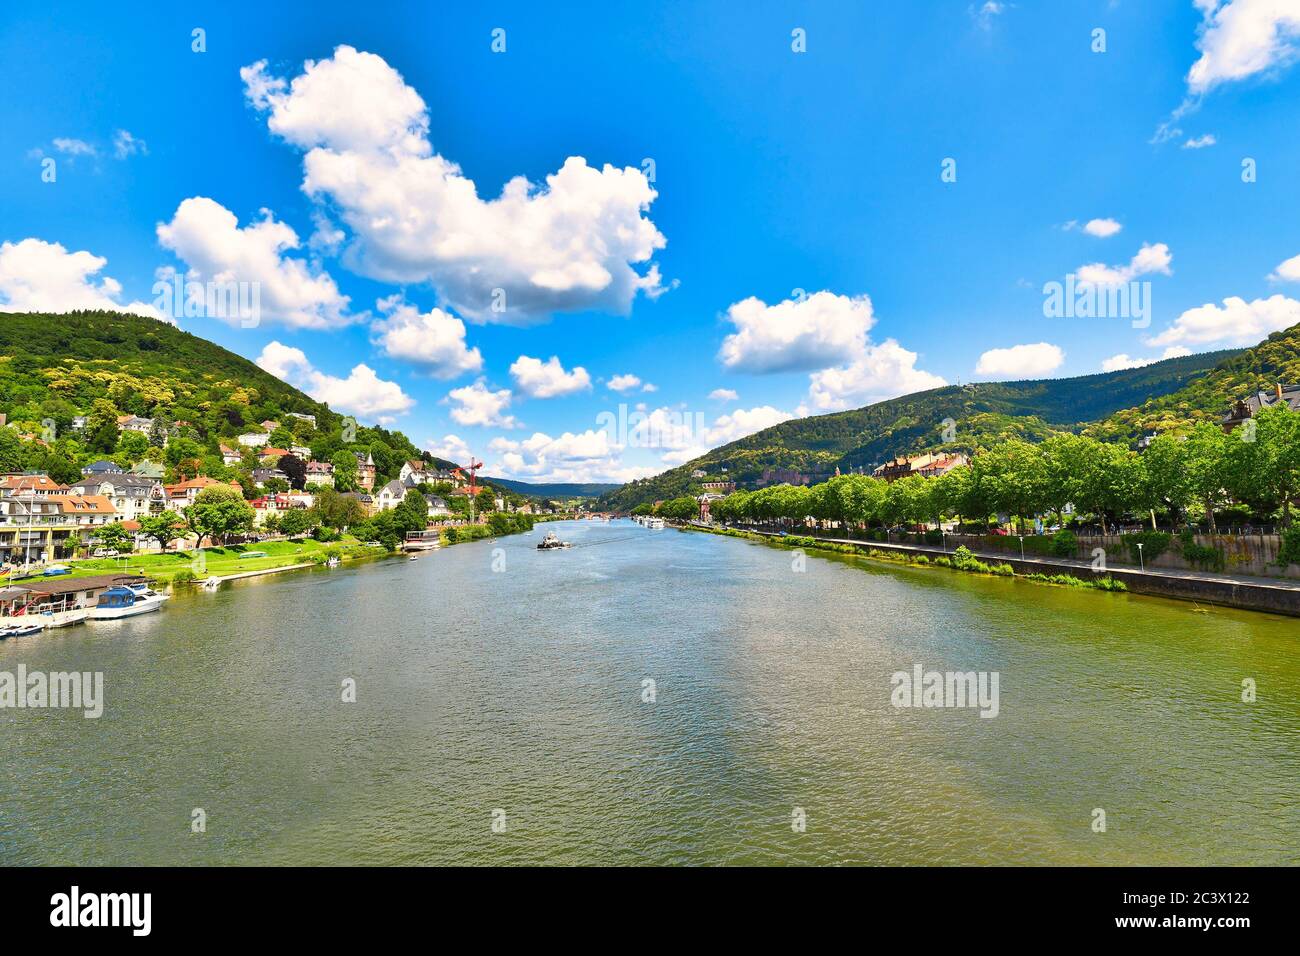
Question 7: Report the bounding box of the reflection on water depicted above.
[1,520,1297,865]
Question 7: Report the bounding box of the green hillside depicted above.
[599,345,1247,511]
[0,311,429,490]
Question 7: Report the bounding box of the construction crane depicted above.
[459,458,483,521]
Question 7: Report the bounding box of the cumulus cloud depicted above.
[1183,133,1218,149]
[1076,242,1173,286]
[1100,346,1192,372]
[709,388,739,401]
[490,429,652,484]
[1082,217,1123,238]
[607,373,643,393]
[157,196,353,329]
[1186,0,1300,95]
[803,341,948,412]
[256,341,414,420]
[719,292,876,373]
[241,46,667,323]
[1146,294,1300,347]
[509,355,591,398]
[445,380,518,428]
[1268,252,1300,283]
[632,404,795,465]
[424,434,472,464]
[0,237,165,319]
[975,342,1065,378]
[369,294,481,378]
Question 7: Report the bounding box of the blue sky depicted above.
[3,1,1300,482]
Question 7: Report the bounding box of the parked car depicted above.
[988,528,1011,537]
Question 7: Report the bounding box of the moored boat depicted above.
[537,531,571,550]
[88,586,164,620]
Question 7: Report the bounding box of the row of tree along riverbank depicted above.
[684,523,1300,618]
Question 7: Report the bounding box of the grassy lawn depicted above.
[4,537,387,586]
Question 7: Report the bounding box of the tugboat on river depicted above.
[537,531,572,550]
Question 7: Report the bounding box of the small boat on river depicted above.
[537,531,571,550]
[89,586,165,620]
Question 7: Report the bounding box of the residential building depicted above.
[0,494,115,562]
[237,432,270,448]
[427,495,450,517]
[164,476,226,511]
[0,474,69,498]
[81,459,125,477]
[399,459,431,485]
[219,444,244,466]
[872,452,969,482]
[251,468,290,489]
[250,493,310,526]
[286,412,317,427]
[1221,383,1300,432]
[260,420,281,432]
[305,461,335,488]
[129,460,165,480]
[116,414,154,435]
[289,444,312,459]
[53,494,116,528]
[259,447,291,464]
[70,474,163,522]
[376,479,407,511]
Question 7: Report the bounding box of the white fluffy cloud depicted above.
[1083,218,1123,238]
[975,342,1065,378]
[719,292,876,373]
[52,138,96,157]
[424,434,472,464]
[509,355,591,398]
[718,291,945,412]
[157,197,353,329]
[1100,346,1192,372]
[1186,0,1300,94]
[1183,133,1218,149]
[607,373,643,393]
[241,46,667,323]
[709,388,739,401]
[1076,242,1173,286]
[804,341,948,412]
[1268,252,1300,282]
[490,429,651,483]
[0,237,164,319]
[256,341,414,420]
[1146,294,1300,347]
[369,295,481,378]
[632,404,795,465]
[445,380,517,428]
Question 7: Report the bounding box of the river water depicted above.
[2,520,1296,865]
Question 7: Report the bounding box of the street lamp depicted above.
[1018,535,1025,561]
[941,529,948,553]
[1136,541,1144,571]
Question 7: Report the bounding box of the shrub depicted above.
[1050,529,1078,558]
[1277,526,1300,567]
[171,569,196,585]
[1178,529,1224,572]
[1120,531,1171,564]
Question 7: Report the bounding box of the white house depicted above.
[219,444,243,466]
[69,474,163,522]
[237,432,270,448]
[305,461,334,488]
[376,479,407,511]
[398,459,431,485]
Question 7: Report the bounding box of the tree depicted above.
[312,487,366,529]
[277,454,307,490]
[1225,404,1300,526]
[137,513,182,551]
[1183,420,1228,532]
[182,483,255,546]
[96,521,135,554]
[279,507,317,538]
[1136,434,1192,527]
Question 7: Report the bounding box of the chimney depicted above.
[1277,382,1284,401]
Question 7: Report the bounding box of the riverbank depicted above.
[687,523,1300,617]
[4,537,387,589]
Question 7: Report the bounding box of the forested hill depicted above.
[0,310,429,488]
[1087,323,1300,442]
[599,344,1244,512]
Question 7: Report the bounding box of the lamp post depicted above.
[1018,535,1025,561]
[941,529,948,553]
[1137,541,1144,571]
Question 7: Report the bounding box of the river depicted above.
[2,519,1297,865]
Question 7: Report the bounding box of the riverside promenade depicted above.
[724,526,1300,618]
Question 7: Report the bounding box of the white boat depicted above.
[126,582,170,602]
[645,517,665,530]
[537,531,571,550]
[89,586,164,620]
[39,607,89,628]
[1,621,43,638]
